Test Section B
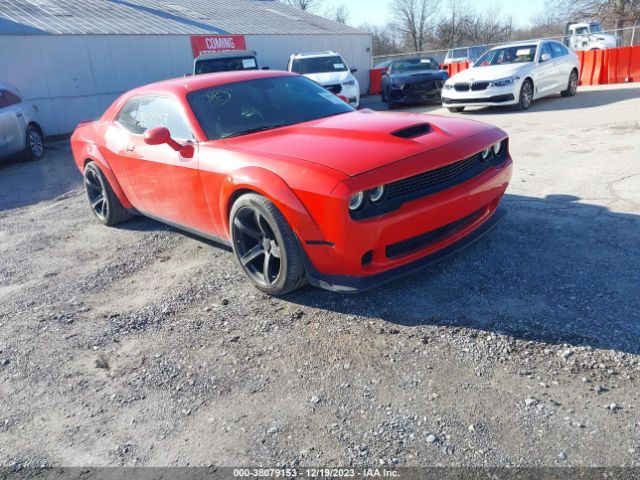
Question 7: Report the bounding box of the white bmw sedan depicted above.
[442,40,580,112]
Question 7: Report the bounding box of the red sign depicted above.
[190,35,247,58]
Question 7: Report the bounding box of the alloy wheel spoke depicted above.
[241,243,265,266]
[234,217,261,240]
[263,252,272,286]
[271,243,281,259]
[254,210,267,236]
[91,196,104,209]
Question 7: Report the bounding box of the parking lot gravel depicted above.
[1,83,639,468]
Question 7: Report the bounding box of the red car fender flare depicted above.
[219,167,325,243]
[82,142,134,210]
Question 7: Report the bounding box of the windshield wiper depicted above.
[223,123,293,139]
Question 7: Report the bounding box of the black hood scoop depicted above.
[391,123,432,139]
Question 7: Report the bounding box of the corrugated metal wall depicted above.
[0,33,372,136]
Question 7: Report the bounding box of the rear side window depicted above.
[116,96,192,139]
[3,90,21,105]
[0,91,8,108]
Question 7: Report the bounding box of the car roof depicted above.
[291,51,341,59]
[127,70,296,97]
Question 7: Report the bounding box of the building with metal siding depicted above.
[0,0,372,135]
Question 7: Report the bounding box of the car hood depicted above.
[391,70,447,83]
[223,110,497,177]
[451,63,532,82]
[303,71,352,86]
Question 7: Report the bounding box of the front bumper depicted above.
[304,206,506,292]
[389,81,444,104]
[299,133,513,291]
[442,83,519,107]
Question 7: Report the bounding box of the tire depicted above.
[561,70,578,97]
[230,193,307,295]
[448,107,464,113]
[515,79,533,111]
[83,161,133,226]
[24,124,44,160]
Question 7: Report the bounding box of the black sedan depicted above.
[380,57,448,109]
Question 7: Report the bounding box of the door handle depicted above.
[125,145,135,152]
[15,112,23,118]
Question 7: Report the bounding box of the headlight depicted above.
[493,141,502,155]
[490,76,519,87]
[369,185,385,203]
[481,147,491,160]
[349,191,364,211]
[343,80,356,86]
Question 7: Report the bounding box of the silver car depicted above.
[0,84,44,161]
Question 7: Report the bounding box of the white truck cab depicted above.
[564,21,619,51]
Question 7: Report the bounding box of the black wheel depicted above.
[515,79,533,111]
[83,162,133,226]
[24,125,44,160]
[561,70,578,97]
[230,193,306,295]
[448,107,464,113]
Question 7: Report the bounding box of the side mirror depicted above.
[540,53,551,63]
[144,126,170,145]
[351,67,358,74]
[143,126,194,159]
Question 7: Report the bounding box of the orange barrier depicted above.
[617,46,633,82]
[605,48,618,84]
[369,67,385,95]
[630,45,640,82]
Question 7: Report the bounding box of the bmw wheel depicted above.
[515,79,533,111]
[230,193,307,295]
[84,162,133,226]
[24,125,44,160]
[561,70,578,97]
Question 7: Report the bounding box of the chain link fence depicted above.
[372,24,640,67]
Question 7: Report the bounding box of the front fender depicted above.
[219,166,325,243]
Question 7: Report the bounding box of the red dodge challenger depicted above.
[71,70,512,295]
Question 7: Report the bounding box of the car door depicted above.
[535,42,557,96]
[0,90,25,157]
[113,95,215,234]
[550,42,571,88]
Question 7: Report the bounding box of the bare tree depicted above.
[361,22,405,56]
[319,3,350,24]
[281,0,322,12]
[556,0,640,28]
[434,0,512,48]
[390,0,440,51]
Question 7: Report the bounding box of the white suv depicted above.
[287,51,360,108]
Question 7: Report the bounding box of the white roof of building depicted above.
[0,0,367,35]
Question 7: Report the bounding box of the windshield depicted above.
[391,58,439,73]
[590,23,603,33]
[195,56,258,75]
[187,76,354,140]
[475,45,537,66]
[291,56,348,74]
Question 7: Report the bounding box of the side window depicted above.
[540,43,552,60]
[3,90,21,105]
[116,99,143,134]
[0,91,8,108]
[550,42,565,58]
[116,96,192,139]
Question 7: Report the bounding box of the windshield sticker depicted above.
[516,49,532,56]
[333,63,345,70]
[242,58,257,69]
[318,91,344,104]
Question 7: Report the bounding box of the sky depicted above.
[324,0,547,29]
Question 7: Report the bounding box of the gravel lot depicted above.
[1,83,639,468]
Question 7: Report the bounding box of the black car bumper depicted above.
[303,207,506,293]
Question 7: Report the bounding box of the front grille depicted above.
[403,80,436,93]
[471,81,489,91]
[386,153,486,200]
[325,84,342,94]
[386,209,483,259]
[454,82,470,92]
